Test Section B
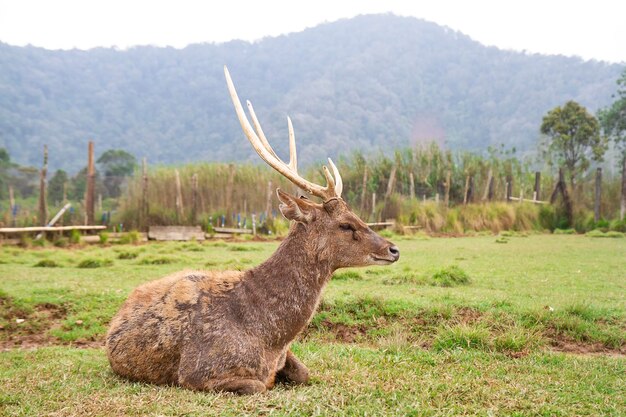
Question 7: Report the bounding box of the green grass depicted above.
[0,235,625,415]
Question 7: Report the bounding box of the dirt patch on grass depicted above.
[549,333,626,356]
[0,299,85,350]
[318,320,367,343]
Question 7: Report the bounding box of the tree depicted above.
[599,68,626,219]
[540,101,607,193]
[48,169,68,205]
[97,149,137,198]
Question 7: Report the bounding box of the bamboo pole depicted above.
[175,169,184,222]
[86,141,95,225]
[594,167,602,222]
[39,145,48,226]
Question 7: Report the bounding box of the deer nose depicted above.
[388,245,400,261]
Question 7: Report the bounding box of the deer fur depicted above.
[106,192,399,394]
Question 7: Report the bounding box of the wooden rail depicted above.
[0,225,107,233]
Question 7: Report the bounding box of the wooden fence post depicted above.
[265,180,273,219]
[481,168,493,201]
[444,170,451,208]
[191,173,199,225]
[86,141,95,225]
[360,166,368,215]
[39,145,48,226]
[534,172,541,201]
[225,163,235,226]
[505,175,513,202]
[594,167,602,222]
[140,158,149,230]
[175,169,184,222]
[9,185,16,227]
[409,171,415,200]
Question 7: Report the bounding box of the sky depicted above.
[0,0,625,63]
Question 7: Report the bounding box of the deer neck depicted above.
[244,224,333,344]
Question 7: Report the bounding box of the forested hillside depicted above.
[0,14,622,172]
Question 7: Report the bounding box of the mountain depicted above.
[0,14,622,172]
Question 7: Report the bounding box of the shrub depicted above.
[431,266,471,287]
[77,258,113,268]
[119,230,140,245]
[609,219,626,233]
[53,237,69,247]
[33,259,60,268]
[139,256,175,265]
[99,231,110,245]
[69,229,81,245]
[117,251,138,260]
[554,228,576,235]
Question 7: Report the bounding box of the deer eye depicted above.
[339,223,356,232]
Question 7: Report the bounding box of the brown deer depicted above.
[105,67,400,394]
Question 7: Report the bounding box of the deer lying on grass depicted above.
[105,66,400,394]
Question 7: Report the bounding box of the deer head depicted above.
[224,66,399,270]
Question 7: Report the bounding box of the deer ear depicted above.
[276,189,316,224]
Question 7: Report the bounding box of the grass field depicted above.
[1,234,625,416]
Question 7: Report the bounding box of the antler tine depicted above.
[246,100,281,162]
[328,158,343,198]
[224,65,342,200]
[287,116,297,173]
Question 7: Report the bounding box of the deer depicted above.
[105,66,400,395]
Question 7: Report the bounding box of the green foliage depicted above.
[98,231,109,245]
[599,68,626,158]
[97,149,138,198]
[77,258,113,268]
[69,229,81,245]
[47,169,68,205]
[116,251,138,260]
[431,266,471,287]
[118,231,140,245]
[139,256,174,265]
[540,101,607,188]
[554,228,576,235]
[586,230,624,238]
[33,259,60,268]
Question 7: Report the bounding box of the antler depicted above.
[224,66,343,200]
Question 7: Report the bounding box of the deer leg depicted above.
[275,350,309,385]
[177,340,269,394]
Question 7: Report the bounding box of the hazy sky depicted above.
[1,0,624,63]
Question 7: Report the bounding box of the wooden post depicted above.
[594,167,602,222]
[435,193,439,204]
[140,158,149,230]
[39,145,48,226]
[505,175,513,202]
[9,185,16,227]
[372,192,377,221]
[409,172,415,200]
[265,180,273,219]
[252,214,257,236]
[482,169,493,201]
[550,168,573,225]
[97,193,102,213]
[384,165,397,201]
[463,175,473,205]
[225,163,235,226]
[534,172,541,201]
[360,166,368,215]
[191,173,199,225]
[86,141,95,225]
[175,169,184,222]
[621,157,626,220]
[444,169,451,207]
